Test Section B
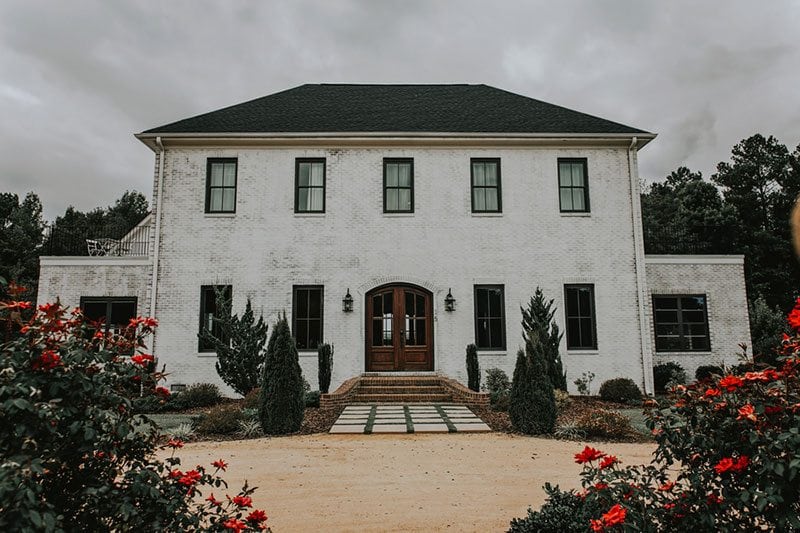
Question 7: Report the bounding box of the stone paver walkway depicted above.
[329,404,491,434]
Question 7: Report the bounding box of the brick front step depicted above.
[350,393,454,403]
[358,378,442,387]
[356,385,449,395]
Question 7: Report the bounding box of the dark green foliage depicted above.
[131,394,170,414]
[509,483,601,533]
[485,367,511,411]
[520,287,567,391]
[652,361,686,393]
[170,383,222,410]
[198,292,268,396]
[695,364,723,381]
[598,377,642,404]
[305,390,321,408]
[243,387,261,409]
[318,343,333,393]
[259,313,305,435]
[509,334,557,435]
[749,295,786,366]
[0,192,44,300]
[194,404,244,435]
[466,343,480,391]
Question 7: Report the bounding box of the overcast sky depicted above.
[1,1,799,220]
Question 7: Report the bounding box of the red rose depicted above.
[704,388,721,398]
[589,519,604,532]
[231,495,253,508]
[167,438,184,449]
[788,302,800,330]
[178,469,202,487]
[593,483,609,491]
[599,455,620,469]
[575,446,606,464]
[718,375,743,392]
[32,350,61,371]
[737,404,757,422]
[222,518,247,532]
[3,300,32,311]
[131,353,155,366]
[212,459,228,471]
[206,493,221,506]
[602,504,626,527]
[658,481,675,491]
[155,386,170,397]
[246,509,268,523]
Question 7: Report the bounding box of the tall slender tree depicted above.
[259,313,305,435]
[509,331,556,435]
[521,287,567,391]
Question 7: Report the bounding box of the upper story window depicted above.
[383,158,414,213]
[293,285,324,350]
[206,158,237,213]
[199,285,231,352]
[474,285,506,350]
[558,158,590,213]
[565,284,597,350]
[295,158,326,213]
[652,295,710,352]
[471,158,502,213]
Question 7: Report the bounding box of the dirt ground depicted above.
[171,433,655,532]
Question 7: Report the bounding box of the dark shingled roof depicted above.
[141,84,650,135]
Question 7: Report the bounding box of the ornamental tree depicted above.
[0,291,270,531]
[520,287,567,391]
[509,333,557,435]
[259,313,305,435]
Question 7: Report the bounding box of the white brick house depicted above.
[38,84,751,395]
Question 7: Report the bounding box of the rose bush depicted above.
[511,297,800,532]
[0,290,270,531]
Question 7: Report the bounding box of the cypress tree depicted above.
[509,331,557,435]
[521,287,568,391]
[259,312,305,435]
[318,343,333,394]
[466,343,480,392]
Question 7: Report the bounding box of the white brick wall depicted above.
[645,256,752,379]
[147,144,650,395]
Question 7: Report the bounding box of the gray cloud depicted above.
[1,0,798,219]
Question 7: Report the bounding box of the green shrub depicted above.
[652,361,686,393]
[695,364,723,381]
[490,391,510,411]
[574,408,635,439]
[259,313,305,435]
[485,367,510,395]
[131,394,169,414]
[509,334,557,435]
[573,371,595,396]
[466,343,480,392]
[509,483,602,532]
[242,387,261,409]
[318,343,333,393]
[553,422,586,441]
[553,389,571,413]
[598,377,642,404]
[194,404,244,435]
[521,287,567,391]
[749,295,785,366]
[170,382,222,410]
[305,390,320,408]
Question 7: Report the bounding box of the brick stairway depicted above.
[320,373,490,408]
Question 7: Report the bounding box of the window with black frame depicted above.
[80,297,138,335]
[471,159,502,213]
[293,286,323,350]
[383,159,414,213]
[295,159,326,213]
[652,295,710,352]
[474,285,505,349]
[558,158,590,213]
[564,284,597,349]
[199,285,232,352]
[205,158,237,213]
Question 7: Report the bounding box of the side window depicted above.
[295,159,326,213]
[199,285,232,352]
[471,159,502,213]
[206,158,237,213]
[383,158,414,213]
[558,158,590,213]
[564,284,597,349]
[293,286,324,350]
[652,295,710,351]
[473,285,506,349]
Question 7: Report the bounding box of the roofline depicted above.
[135,131,656,151]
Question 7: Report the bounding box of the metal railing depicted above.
[643,225,737,255]
[42,222,150,257]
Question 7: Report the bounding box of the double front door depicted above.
[365,284,433,371]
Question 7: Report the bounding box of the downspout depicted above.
[149,136,165,352]
[627,137,655,394]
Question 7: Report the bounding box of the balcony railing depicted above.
[42,223,150,257]
[643,225,737,255]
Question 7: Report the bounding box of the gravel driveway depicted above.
[170,433,655,532]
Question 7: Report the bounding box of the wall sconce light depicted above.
[342,288,354,312]
[444,288,456,312]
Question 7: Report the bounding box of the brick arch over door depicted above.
[365,283,434,372]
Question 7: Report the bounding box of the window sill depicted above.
[476,350,507,356]
[197,353,218,358]
[294,213,326,218]
[560,212,591,217]
[471,212,503,217]
[298,350,318,357]
[204,213,236,218]
[655,351,712,356]
[567,349,599,355]
[383,212,414,217]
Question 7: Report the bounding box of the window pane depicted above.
[223,163,236,186]
[405,292,415,317]
[558,164,571,186]
[485,188,498,211]
[567,317,581,347]
[485,163,498,186]
[683,310,705,323]
[416,319,426,345]
[309,289,321,318]
[383,317,393,345]
[310,188,323,211]
[570,164,584,187]
[654,297,678,309]
[398,163,411,187]
[572,189,585,211]
[398,189,411,211]
[682,296,705,310]
[372,295,382,318]
[310,163,324,186]
[655,310,679,323]
[109,301,136,326]
[578,287,591,315]
[383,292,393,315]
[477,318,490,347]
[476,288,488,318]
[386,189,398,211]
[488,288,502,317]
[386,164,398,187]
[210,164,224,186]
[489,318,503,348]
[473,188,486,211]
[656,324,680,336]
[210,189,223,211]
[416,294,425,317]
[308,319,321,348]
[296,289,308,317]
[579,318,594,347]
[298,163,310,186]
[566,288,578,316]
[372,319,382,346]
[298,188,309,211]
[691,336,709,350]
[560,189,573,211]
[222,188,235,211]
[82,301,107,322]
[472,163,485,186]
[295,320,308,350]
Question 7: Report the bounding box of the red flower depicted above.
[744,370,781,383]
[593,483,609,491]
[223,519,247,532]
[178,469,202,487]
[131,353,155,366]
[7,282,27,297]
[589,519,604,532]
[788,299,800,330]
[206,493,221,506]
[167,438,184,449]
[212,459,228,471]
[155,386,170,397]
[765,405,783,415]
[246,509,268,523]
[3,300,32,311]
[704,388,721,398]
[231,495,253,508]
[737,404,757,422]
[658,481,675,491]
[169,469,183,479]
[715,455,750,474]
[37,302,60,316]
[32,350,61,371]
[718,375,743,392]
[602,504,626,527]
[707,492,723,505]
[575,446,606,464]
[129,316,158,329]
[599,455,620,469]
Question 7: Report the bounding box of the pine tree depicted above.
[521,287,567,391]
[466,343,480,392]
[318,343,333,394]
[259,312,305,435]
[198,293,267,396]
[509,332,557,435]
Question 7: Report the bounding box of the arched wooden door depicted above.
[365,284,434,371]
